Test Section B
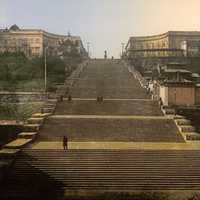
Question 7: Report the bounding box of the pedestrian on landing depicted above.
[159,97,163,108]
[63,136,66,150]
[68,95,72,102]
[174,106,178,116]
[63,136,68,150]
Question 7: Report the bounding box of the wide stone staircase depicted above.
[37,60,183,143]
[0,60,191,199]
[1,149,200,199]
[69,60,150,99]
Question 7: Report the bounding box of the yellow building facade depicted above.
[126,31,200,58]
[0,25,86,57]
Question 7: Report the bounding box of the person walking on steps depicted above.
[68,95,72,102]
[63,136,68,150]
[60,95,64,102]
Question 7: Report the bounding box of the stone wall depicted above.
[0,93,46,103]
[195,87,200,105]
[159,86,168,105]
[168,86,195,106]
[159,84,200,107]
[0,124,23,147]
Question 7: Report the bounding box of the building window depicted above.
[35,38,40,43]
[29,38,34,43]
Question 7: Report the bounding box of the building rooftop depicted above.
[192,73,200,78]
[0,25,81,40]
[166,62,187,66]
[128,31,200,42]
[9,24,20,31]
[164,69,192,74]
[162,80,194,87]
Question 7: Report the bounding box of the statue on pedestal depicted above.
[104,50,107,59]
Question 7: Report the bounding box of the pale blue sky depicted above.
[1,0,200,58]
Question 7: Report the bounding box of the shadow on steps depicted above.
[0,151,65,200]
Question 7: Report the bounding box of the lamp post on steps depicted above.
[87,42,90,58]
[44,46,48,95]
[121,43,125,59]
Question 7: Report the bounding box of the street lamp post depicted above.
[121,43,125,58]
[87,42,90,58]
[44,46,48,94]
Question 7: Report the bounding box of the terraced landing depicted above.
[2,149,200,200]
[38,117,184,142]
[71,87,149,99]
[32,141,200,150]
[55,100,163,116]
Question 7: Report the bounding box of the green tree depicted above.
[59,39,83,72]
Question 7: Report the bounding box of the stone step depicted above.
[14,160,200,165]
[14,163,199,169]
[14,157,200,163]
[21,149,200,155]
[174,115,186,120]
[23,124,40,132]
[176,119,191,126]
[15,160,197,166]
[164,108,175,115]
[44,103,56,107]
[13,164,200,170]
[0,148,21,158]
[27,118,44,125]
[11,176,200,183]
[3,149,200,195]
[179,125,196,133]
[41,107,55,114]
[46,99,57,103]
[18,132,38,139]
[4,139,33,149]
[186,132,200,141]
[32,113,52,118]
[13,168,200,174]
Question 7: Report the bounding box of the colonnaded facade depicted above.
[125,31,200,59]
[0,24,87,57]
